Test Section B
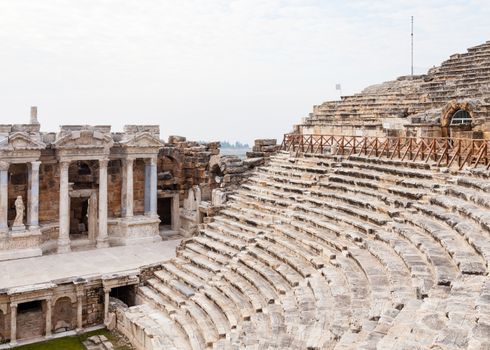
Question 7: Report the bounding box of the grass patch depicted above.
[13,336,83,350]
[14,329,133,350]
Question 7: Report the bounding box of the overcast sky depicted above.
[0,0,489,144]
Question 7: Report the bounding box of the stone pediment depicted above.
[54,130,114,150]
[119,132,163,149]
[0,132,45,151]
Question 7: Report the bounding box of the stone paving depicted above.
[0,240,180,289]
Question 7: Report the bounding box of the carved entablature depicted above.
[112,132,163,159]
[7,282,56,304]
[0,132,46,163]
[54,129,114,161]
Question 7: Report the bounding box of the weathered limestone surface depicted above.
[0,119,235,258]
[118,151,490,350]
[295,40,490,139]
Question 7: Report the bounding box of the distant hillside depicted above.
[221,141,250,149]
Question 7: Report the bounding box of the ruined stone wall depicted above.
[108,160,122,218]
[83,285,104,327]
[138,264,163,285]
[159,137,220,205]
[0,311,5,343]
[16,306,45,340]
[39,163,60,224]
[133,160,146,215]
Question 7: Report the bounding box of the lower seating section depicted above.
[122,151,490,349]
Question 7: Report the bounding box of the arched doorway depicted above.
[449,110,471,126]
[441,102,473,139]
[448,109,472,139]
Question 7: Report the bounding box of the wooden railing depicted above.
[281,134,490,170]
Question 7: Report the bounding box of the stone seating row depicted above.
[120,151,490,349]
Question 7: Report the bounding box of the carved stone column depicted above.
[0,161,9,232]
[144,157,157,216]
[10,302,17,345]
[45,297,52,338]
[58,161,71,253]
[97,159,109,248]
[121,158,134,218]
[103,287,111,325]
[172,194,180,231]
[27,161,41,228]
[76,286,84,332]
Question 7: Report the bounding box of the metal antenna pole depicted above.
[411,16,414,76]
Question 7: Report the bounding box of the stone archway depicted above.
[441,101,474,138]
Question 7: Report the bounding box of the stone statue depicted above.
[13,196,25,227]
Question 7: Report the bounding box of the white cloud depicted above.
[0,0,489,143]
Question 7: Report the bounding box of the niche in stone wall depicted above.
[17,300,45,340]
[7,163,28,225]
[53,297,74,333]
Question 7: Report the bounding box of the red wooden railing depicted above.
[281,133,490,170]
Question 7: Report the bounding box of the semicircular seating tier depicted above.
[297,40,490,135]
[120,151,490,350]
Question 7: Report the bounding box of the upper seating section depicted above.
[121,151,490,350]
[301,40,490,127]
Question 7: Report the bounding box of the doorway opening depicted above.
[110,285,136,307]
[70,197,89,239]
[17,300,44,340]
[157,197,172,230]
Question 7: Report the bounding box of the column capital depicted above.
[121,157,135,166]
[30,160,41,169]
[99,158,109,168]
[145,157,158,166]
[59,160,70,170]
[10,302,18,309]
[0,161,9,171]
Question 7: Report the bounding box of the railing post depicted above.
[409,139,413,160]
